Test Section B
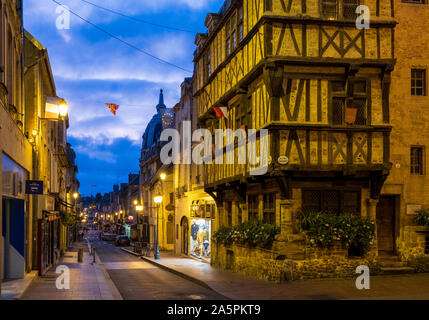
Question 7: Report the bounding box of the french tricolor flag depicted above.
[213,106,229,119]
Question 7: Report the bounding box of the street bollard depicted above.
[78,248,84,263]
[92,246,96,264]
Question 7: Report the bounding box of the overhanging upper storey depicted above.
[194,0,396,120]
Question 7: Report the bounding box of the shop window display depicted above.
[190,219,211,259]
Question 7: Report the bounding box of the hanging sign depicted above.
[25,180,44,195]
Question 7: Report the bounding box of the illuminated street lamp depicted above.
[154,196,163,260]
[133,200,138,205]
[160,173,166,181]
[59,101,69,117]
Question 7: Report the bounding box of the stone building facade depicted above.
[0,0,29,285]
[193,0,397,279]
[173,78,216,261]
[139,90,175,252]
[24,30,73,275]
[1,0,78,295]
[381,0,429,262]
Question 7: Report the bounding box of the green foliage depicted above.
[297,210,375,254]
[212,220,280,248]
[407,256,429,273]
[415,209,429,227]
[59,210,81,226]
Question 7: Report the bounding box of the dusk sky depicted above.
[24,0,224,196]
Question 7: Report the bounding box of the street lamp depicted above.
[133,200,138,205]
[59,101,69,117]
[160,173,166,181]
[154,196,163,260]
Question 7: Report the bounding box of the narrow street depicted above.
[90,237,226,300]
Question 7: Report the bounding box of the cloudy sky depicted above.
[24,0,224,196]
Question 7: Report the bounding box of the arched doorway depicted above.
[180,216,189,255]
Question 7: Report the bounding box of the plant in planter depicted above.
[212,220,280,248]
[297,210,375,256]
[59,210,81,226]
[415,209,429,227]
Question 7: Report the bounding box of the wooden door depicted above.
[376,196,396,255]
[181,217,189,255]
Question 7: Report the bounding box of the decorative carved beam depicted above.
[275,175,292,200]
[230,183,247,204]
[370,171,389,200]
[263,63,284,97]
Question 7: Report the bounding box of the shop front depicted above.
[189,200,215,261]
[38,210,59,275]
[1,154,28,280]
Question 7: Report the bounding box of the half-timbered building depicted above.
[194,0,396,273]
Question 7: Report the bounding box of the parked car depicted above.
[115,235,130,246]
[102,232,116,242]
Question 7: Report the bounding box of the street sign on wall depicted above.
[25,180,44,195]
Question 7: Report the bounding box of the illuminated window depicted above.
[411,69,426,96]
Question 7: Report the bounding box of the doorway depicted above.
[181,217,189,255]
[2,197,25,280]
[376,196,398,256]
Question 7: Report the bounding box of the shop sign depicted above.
[26,180,44,195]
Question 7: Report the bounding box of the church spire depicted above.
[159,89,164,105]
[156,89,166,112]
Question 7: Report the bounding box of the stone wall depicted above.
[397,226,429,261]
[212,242,381,282]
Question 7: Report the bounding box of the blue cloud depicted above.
[24,0,225,196]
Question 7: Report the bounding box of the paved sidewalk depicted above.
[21,242,122,300]
[139,251,429,300]
[1,271,38,300]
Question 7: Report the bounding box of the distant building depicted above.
[139,90,175,251]
[173,78,216,260]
